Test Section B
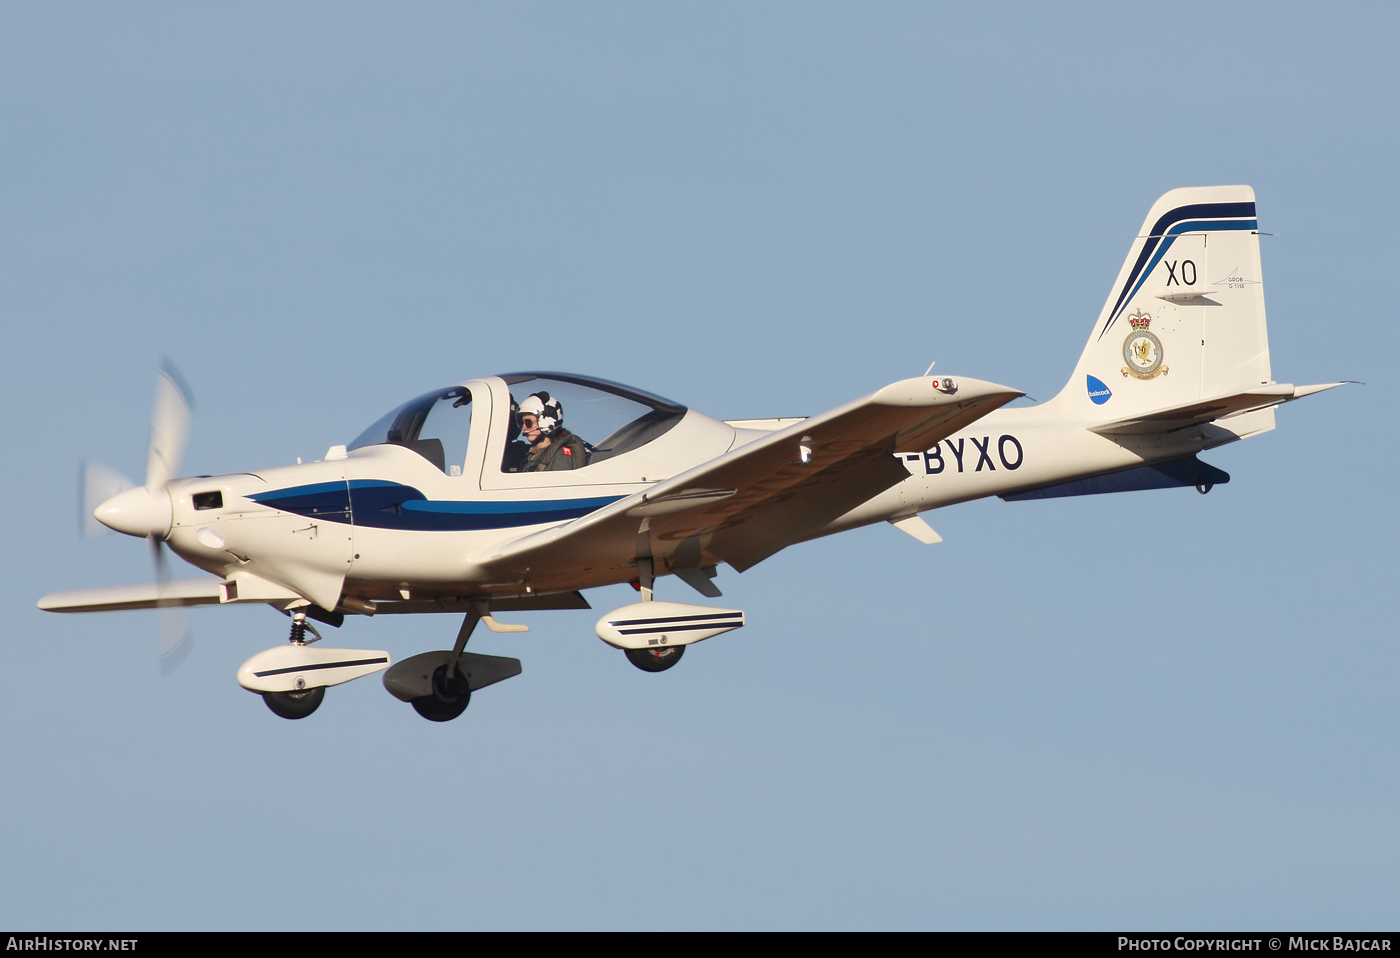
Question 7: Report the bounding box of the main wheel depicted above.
[263,686,325,720]
[411,664,472,722]
[625,645,685,673]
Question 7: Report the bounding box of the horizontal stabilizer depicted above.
[1001,455,1229,501]
[38,578,223,613]
[1089,382,1349,436]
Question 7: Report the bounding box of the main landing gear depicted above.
[381,602,524,723]
[625,557,675,673]
[411,664,471,722]
[600,556,743,673]
[625,645,685,672]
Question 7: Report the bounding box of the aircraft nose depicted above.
[95,485,173,539]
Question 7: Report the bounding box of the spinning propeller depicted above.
[81,361,196,672]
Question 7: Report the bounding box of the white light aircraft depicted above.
[40,186,1348,722]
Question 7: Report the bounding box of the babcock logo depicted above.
[1087,375,1112,405]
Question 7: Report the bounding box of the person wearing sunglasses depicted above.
[513,391,587,472]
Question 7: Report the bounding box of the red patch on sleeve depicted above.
[562,447,572,455]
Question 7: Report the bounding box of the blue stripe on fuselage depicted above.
[248,479,622,531]
[247,480,352,519]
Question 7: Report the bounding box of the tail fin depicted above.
[1063,186,1271,417]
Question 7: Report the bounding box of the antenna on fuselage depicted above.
[923,360,937,377]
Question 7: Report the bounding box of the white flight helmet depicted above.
[517,391,563,437]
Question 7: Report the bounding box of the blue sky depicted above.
[1,2,1396,929]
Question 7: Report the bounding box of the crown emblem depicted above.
[1121,309,1167,380]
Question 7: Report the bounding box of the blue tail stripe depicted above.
[1103,218,1256,336]
[1099,201,1258,341]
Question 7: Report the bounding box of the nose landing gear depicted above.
[237,609,392,720]
[261,611,326,719]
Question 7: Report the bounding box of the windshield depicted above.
[499,372,686,473]
[349,386,473,475]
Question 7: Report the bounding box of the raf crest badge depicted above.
[1121,310,1168,380]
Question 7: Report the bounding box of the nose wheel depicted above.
[262,611,327,720]
[411,664,472,722]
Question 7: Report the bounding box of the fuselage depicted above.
[818,390,1271,536]
[150,372,1264,609]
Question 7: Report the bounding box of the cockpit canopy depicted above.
[349,372,687,475]
[499,373,686,468]
[349,385,474,474]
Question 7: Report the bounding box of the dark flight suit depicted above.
[523,429,587,472]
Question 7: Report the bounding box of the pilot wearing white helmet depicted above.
[516,391,587,472]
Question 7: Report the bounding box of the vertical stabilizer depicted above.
[1061,186,1271,418]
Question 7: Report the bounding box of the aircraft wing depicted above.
[38,578,224,613]
[479,376,1021,579]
